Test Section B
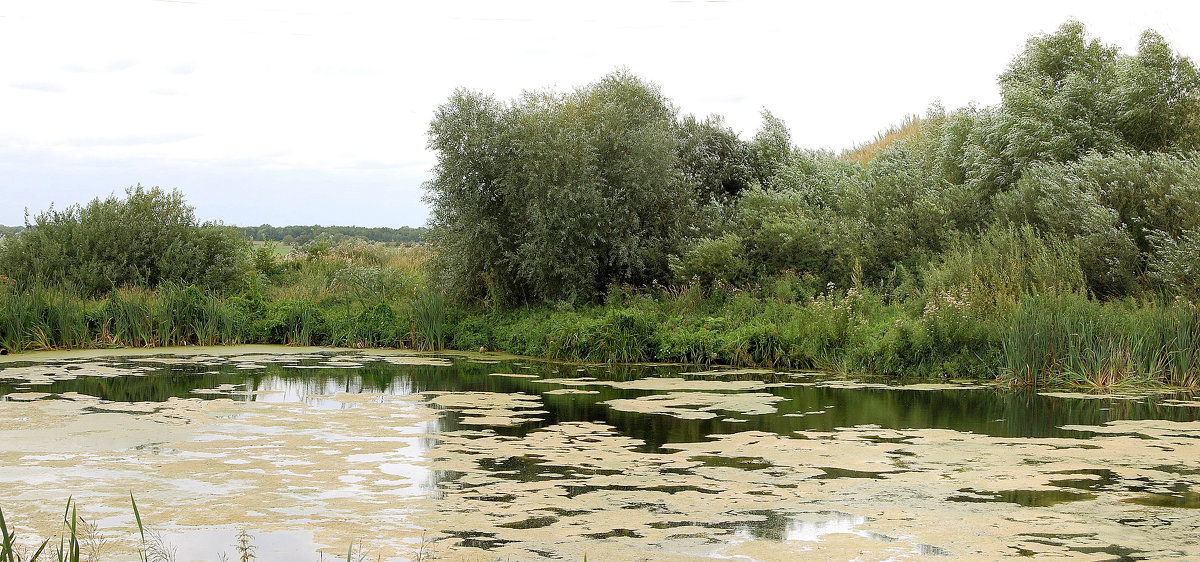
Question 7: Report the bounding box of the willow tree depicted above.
[996,21,1200,178]
[423,71,694,307]
[674,113,754,204]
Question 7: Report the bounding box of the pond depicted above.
[1,346,1199,560]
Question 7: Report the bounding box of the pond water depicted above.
[1,346,1199,560]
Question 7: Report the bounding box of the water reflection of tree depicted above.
[8,356,1197,451]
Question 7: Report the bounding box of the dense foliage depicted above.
[424,71,792,307]
[0,241,431,353]
[0,186,248,297]
[400,20,1200,386]
[662,21,1200,301]
[425,22,1200,310]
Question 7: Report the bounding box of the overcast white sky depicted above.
[2,1,1198,228]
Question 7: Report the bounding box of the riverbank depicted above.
[2,278,1197,388]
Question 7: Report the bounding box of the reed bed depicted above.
[1000,294,1200,387]
[2,239,1197,389]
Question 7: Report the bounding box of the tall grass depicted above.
[924,225,1087,314]
[0,497,87,562]
[0,285,96,353]
[841,114,923,166]
[411,290,446,351]
[0,286,36,353]
[1000,294,1200,387]
[1,237,1196,390]
[1161,300,1200,386]
[31,288,90,351]
[0,496,184,562]
[0,502,49,561]
[2,283,248,352]
[106,287,155,347]
[271,301,323,346]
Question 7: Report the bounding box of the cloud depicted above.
[168,62,196,75]
[700,94,747,105]
[64,132,201,148]
[0,147,431,228]
[61,59,137,73]
[11,82,65,93]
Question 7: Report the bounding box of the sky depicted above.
[2,1,1199,228]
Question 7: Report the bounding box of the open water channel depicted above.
[1,346,1198,560]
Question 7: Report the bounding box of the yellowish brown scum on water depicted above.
[1,349,1199,560]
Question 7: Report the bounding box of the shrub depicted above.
[449,313,497,351]
[350,302,402,347]
[0,185,249,297]
[994,160,1141,297]
[658,321,724,364]
[1147,228,1200,298]
[923,225,1086,312]
[595,307,660,362]
[732,188,846,283]
[997,22,1200,176]
[674,113,754,203]
[670,233,749,289]
[268,300,327,346]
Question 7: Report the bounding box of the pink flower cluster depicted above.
[811,282,861,313]
[1172,294,1197,311]
[923,288,972,320]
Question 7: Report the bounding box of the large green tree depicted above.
[424,71,695,306]
[996,21,1200,178]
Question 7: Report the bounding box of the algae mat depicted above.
[1,348,1198,560]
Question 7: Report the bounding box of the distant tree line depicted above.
[239,224,427,246]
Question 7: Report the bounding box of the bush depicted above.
[923,225,1086,312]
[670,233,749,288]
[997,22,1200,176]
[449,313,497,351]
[1147,228,1200,298]
[350,302,402,347]
[267,300,327,346]
[0,185,249,297]
[994,160,1141,297]
[732,188,847,283]
[658,320,724,364]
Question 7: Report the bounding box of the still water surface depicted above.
[1,347,1198,560]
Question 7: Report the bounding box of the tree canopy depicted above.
[426,71,719,306]
[426,22,1200,306]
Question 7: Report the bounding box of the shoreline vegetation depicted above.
[1,249,1197,388]
[2,20,1200,389]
